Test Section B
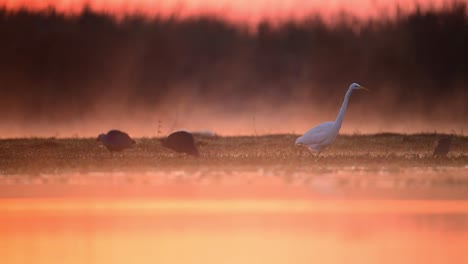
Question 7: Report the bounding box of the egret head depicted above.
[349,83,369,91]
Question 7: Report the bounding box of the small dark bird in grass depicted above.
[97,130,136,153]
[162,131,199,157]
[433,135,454,157]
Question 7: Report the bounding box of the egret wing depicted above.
[297,122,336,146]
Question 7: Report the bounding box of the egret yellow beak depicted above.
[359,86,370,92]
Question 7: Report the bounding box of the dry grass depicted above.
[0,133,467,176]
[0,134,467,196]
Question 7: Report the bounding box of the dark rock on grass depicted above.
[97,130,136,152]
[433,135,454,157]
[162,131,199,157]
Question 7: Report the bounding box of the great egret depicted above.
[296,83,369,154]
[97,130,136,153]
[162,131,200,157]
[433,135,454,156]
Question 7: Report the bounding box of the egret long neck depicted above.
[335,88,353,130]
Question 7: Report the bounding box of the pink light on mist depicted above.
[1,0,458,23]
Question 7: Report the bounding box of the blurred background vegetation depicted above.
[0,3,467,132]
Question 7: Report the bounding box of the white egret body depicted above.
[296,83,368,154]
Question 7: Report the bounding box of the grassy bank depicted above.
[0,134,467,175]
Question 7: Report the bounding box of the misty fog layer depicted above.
[0,4,467,137]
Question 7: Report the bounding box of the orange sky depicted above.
[1,0,456,23]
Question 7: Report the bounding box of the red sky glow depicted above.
[1,0,459,23]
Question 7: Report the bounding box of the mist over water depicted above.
[0,3,467,137]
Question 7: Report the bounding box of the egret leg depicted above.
[316,151,324,161]
[305,148,315,157]
[306,146,320,159]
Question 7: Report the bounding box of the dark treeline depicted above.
[0,4,467,125]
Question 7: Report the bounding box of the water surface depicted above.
[1,168,468,264]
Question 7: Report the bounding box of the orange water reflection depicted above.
[1,198,467,264]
